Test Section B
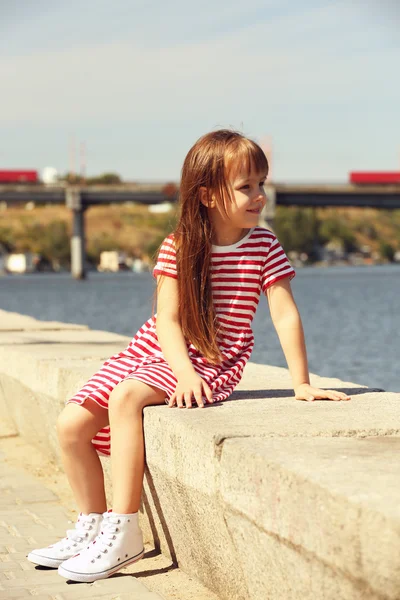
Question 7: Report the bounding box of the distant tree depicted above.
[274,207,316,255]
[58,172,82,184]
[10,220,70,267]
[0,227,15,252]
[86,232,123,264]
[145,235,166,261]
[58,172,123,185]
[86,173,122,185]
[40,221,71,264]
[379,241,395,262]
[355,222,378,240]
[319,215,357,253]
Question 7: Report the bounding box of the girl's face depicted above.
[227,165,268,226]
[207,164,268,245]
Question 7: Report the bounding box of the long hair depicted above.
[172,129,269,365]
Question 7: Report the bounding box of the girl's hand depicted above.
[169,371,214,409]
[295,383,351,402]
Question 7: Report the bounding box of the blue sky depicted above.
[1,0,399,182]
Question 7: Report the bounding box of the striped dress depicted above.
[67,226,295,456]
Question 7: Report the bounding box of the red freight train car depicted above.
[350,172,400,185]
[0,170,38,184]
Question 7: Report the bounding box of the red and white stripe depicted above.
[67,227,295,456]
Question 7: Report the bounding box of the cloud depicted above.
[0,0,398,179]
[0,0,397,127]
[0,0,303,57]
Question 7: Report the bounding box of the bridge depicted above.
[1,182,400,208]
[1,183,399,278]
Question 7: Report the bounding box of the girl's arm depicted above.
[155,275,195,377]
[266,278,350,402]
[155,275,213,408]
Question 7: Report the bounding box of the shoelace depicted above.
[86,514,121,562]
[57,515,98,551]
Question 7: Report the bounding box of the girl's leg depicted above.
[107,379,166,514]
[56,399,109,514]
[56,381,166,582]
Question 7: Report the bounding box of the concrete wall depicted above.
[0,309,399,600]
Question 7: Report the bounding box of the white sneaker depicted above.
[58,511,144,582]
[27,512,103,568]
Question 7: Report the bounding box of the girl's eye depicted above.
[259,181,266,187]
[240,185,250,190]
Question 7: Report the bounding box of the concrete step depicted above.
[1,309,399,600]
[0,437,220,600]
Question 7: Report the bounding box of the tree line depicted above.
[1,205,399,270]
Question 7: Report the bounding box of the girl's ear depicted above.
[199,187,216,208]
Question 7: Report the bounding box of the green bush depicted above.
[0,227,15,252]
[379,241,395,262]
[39,221,70,263]
[318,217,357,252]
[8,220,70,266]
[86,173,122,185]
[87,233,123,264]
[274,207,317,255]
[354,222,378,240]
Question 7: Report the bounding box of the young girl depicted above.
[28,129,350,582]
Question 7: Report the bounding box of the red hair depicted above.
[169,130,269,364]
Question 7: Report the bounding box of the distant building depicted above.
[148,202,174,214]
[321,241,346,262]
[42,166,59,185]
[6,253,37,274]
[98,251,146,272]
[132,258,145,272]
[98,251,120,272]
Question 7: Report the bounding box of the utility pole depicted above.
[66,188,86,280]
[259,135,276,230]
[69,135,76,182]
[80,141,86,182]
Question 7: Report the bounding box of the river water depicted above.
[1,265,399,392]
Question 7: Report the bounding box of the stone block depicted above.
[219,436,400,599]
[1,309,399,600]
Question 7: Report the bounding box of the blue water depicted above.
[1,265,399,392]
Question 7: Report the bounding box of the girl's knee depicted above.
[57,404,96,448]
[108,383,144,416]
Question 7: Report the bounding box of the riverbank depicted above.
[2,256,400,276]
[1,204,399,273]
[0,309,399,599]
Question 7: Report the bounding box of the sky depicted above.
[1,0,399,183]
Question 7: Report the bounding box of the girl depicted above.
[28,129,350,582]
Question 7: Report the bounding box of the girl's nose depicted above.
[256,189,267,204]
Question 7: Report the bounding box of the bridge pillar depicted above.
[66,188,87,280]
[260,184,276,231]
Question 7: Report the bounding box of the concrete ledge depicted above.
[0,309,399,600]
[0,308,89,331]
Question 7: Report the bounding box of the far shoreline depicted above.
[2,262,400,278]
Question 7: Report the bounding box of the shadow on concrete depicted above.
[228,387,385,401]
[64,555,177,585]
[141,469,178,566]
[115,557,177,579]
[157,387,385,409]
